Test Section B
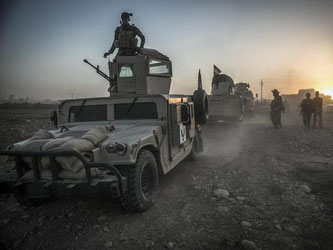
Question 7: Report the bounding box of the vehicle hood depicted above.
[53,123,162,146]
[103,123,161,144]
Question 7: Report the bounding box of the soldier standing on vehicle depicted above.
[103,12,145,58]
[270,89,285,129]
[312,91,323,129]
[300,92,314,129]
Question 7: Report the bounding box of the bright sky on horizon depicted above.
[0,0,333,100]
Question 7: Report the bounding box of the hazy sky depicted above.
[1,0,333,100]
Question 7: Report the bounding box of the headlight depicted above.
[106,143,127,156]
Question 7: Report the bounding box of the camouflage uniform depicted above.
[270,95,284,129]
[312,96,323,128]
[109,24,145,56]
[300,98,314,129]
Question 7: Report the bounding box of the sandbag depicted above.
[30,129,55,140]
[16,139,52,152]
[42,137,74,151]
[81,126,110,145]
[55,156,83,172]
[41,136,77,169]
[54,138,94,152]
[15,139,52,168]
[20,169,53,181]
[8,130,55,161]
[59,167,101,180]
[40,157,51,169]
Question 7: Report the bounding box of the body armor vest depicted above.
[116,26,138,49]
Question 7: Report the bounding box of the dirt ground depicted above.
[0,108,333,250]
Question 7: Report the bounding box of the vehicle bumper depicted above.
[0,150,127,199]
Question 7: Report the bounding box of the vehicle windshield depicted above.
[68,104,107,122]
[115,102,158,120]
[148,59,172,76]
[119,64,134,77]
[66,102,158,122]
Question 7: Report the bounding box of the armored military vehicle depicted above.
[208,73,244,123]
[0,48,208,211]
[234,82,255,117]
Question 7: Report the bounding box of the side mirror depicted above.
[180,104,190,124]
[50,110,58,128]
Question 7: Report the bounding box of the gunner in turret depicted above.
[103,12,145,58]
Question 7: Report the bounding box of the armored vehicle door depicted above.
[168,98,195,163]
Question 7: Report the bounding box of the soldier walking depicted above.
[300,92,314,129]
[104,12,145,58]
[270,89,285,129]
[312,91,323,129]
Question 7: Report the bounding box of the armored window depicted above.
[119,64,134,77]
[68,104,107,122]
[148,59,172,77]
[114,102,158,120]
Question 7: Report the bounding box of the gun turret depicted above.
[83,59,116,95]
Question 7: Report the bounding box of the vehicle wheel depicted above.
[193,89,209,124]
[118,150,159,212]
[187,134,198,161]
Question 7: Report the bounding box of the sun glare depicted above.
[320,86,333,97]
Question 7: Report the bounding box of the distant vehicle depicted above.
[0,48,208,212]
[208,74,244,123]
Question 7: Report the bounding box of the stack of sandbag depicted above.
[12,126,111,180]
[9,129,55,168]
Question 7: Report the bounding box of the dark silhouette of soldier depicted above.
[103,12,145,58]
[270,89,285,129]
[312,91,323,129]
[300,92,314,129]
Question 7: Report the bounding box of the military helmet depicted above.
[271,89,279,95]
[121,12,133,20]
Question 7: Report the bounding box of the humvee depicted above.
[208,73,244,123]
[0,48,208,211]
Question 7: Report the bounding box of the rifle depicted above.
[83,59,116,91]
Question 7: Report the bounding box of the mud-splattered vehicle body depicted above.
[0,49,208,211]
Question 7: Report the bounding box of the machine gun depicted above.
[83,59,116,95]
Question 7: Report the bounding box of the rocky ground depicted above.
[0,108,332,249]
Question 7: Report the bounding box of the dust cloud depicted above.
[201,116,271,161]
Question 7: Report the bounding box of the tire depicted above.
[118,150,159,212]
[193,89,209,124]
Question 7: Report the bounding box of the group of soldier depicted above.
[300,91,323,129]
[270,89,323,129]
